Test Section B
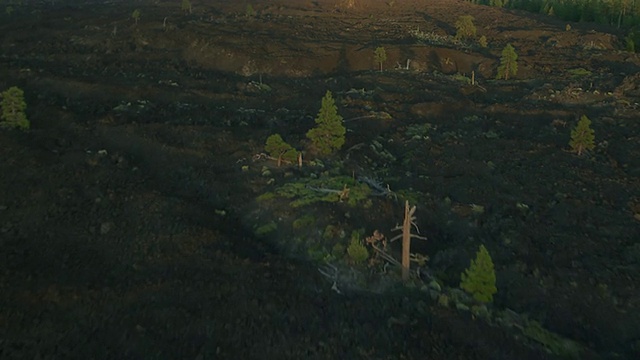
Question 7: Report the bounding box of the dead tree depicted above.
[390,201,427,281]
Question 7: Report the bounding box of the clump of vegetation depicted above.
[266,176,372,208]
[451,73,472,84]
[264,134,298,166]
[460,244,497,303]
[255,221,277,236]
[455,15,477,40]
[374,46,387,71]
[522,319,582,358]
[409,28,469,48]
[347,231,369,264]
[132,9,141,24]
[293,215,316,230]
[496,43,518,80]
[245,4,256,17]
[626,34,636,52]
[306,91,346,156]
[569,115,595,156]
[181,0,192,14]
[567,67,592,78]
[478,35,488,48]
[272,175,371,208]
[405,123,432,141]
[1,86,29,130]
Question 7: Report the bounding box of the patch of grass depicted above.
[405,123,432,141]
[567,68,592,77]
[274,175,371,208]
[256,192,276,202]
[451,73,472,84]
[255,221,277,236]
[522,320,582,358]
[293,215,316,230]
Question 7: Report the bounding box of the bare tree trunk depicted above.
[402,200,411,281]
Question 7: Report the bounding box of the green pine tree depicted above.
[478,35,488,48]
[306,91,346,156]
[460,244,497,303]
[0,86,29,130]
[264,134,298,165]
[569,115,595,156]
[496,43,518,80]
[374,46,387,71]
[132,9,141,24]
[347,231,369,264]
[455,15,477,40]
[181,0,192,14]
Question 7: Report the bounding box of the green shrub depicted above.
[246,4,256,17]
[347,231,369,264]
[0,86,29,130]
[567,68,592,77]
[460,244,497,303]
[292,215,316,230]
[255,222,277,236]
[478,35,488,48]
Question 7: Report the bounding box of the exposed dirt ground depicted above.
[1,0,640,358]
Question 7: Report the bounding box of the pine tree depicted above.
[374,46,387,72]
[460,244,497,303]
[306,91,346,156]
[569,115,595,156]
[265,134,298,166]
[181,0,192,14]
[0,86,29,130]
[132,9,141,24]
[455,15,477,40]
[496,43,518,80]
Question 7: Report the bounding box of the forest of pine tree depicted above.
[466,0,640,50]
[467,0,640,28]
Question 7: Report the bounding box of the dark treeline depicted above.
[467,0,640,49]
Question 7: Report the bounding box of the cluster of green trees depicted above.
[264,90,346,165]
[468,0,640,28]
[477,0,640,51]
[468,0,640,48]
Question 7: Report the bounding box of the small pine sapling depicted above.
[569,115,595,156]
[347,231,369,264]
[478,35,488,48]
[374,46,387,72]
[0,86,29,130]
[496,43,518,80]
[460,244,497,303]
[264,134,298,166]
[132,9,141,24]
[306,91,346,156]
[246,4,256,17]
[181,0,192,14]
[455,15,477,40]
